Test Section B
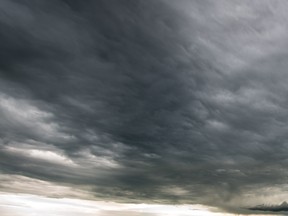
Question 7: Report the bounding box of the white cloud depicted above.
[0,93,73,142]
[3,146,77,167]
[0,174,92,199]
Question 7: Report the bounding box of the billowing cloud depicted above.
[1,0,288,215]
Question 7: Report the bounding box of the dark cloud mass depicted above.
[1,0,288,215]
[249,201,288,212]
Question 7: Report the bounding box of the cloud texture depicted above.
[1,0,288,214]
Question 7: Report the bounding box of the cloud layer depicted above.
[1,0,288,214]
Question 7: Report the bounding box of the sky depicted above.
[1,0,288,215]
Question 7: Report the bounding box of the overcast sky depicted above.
[1,0,288,215]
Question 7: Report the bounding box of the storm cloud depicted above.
[1,0,288,215]
[249,202,288,213]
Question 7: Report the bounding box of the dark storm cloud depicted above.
[249,202,288,212]
[1,0,288,214]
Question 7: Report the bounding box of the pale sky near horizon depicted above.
[0,192,279,216]
[1,0,288,215]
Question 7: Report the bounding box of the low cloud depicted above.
[249,202,288,212]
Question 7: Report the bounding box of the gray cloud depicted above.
[249,202,288,213]
[1,0,288,215]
